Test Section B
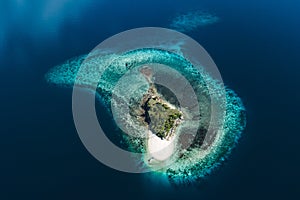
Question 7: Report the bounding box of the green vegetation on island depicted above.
[139,85,182,140]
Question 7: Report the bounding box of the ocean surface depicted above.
[0,0,299,199]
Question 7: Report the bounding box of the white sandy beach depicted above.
[146,130,175,162]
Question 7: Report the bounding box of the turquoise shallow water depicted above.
[45,47,246,184]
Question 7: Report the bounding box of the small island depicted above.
[132,66,183,142]
[139,85,183,140]
[128,66,185,163]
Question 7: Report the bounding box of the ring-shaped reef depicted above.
[46,48,246,185]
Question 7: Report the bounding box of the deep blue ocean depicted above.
[0,0,299,199]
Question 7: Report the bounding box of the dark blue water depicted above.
[1,0,299,199]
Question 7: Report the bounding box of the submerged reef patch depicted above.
[170,11,219,32]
